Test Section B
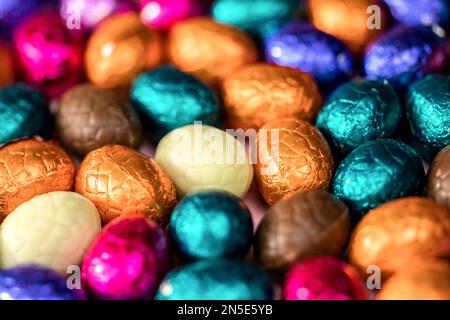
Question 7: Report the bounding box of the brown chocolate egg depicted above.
[55,84,142,156]
[255,118,334,205]
[349,197,450,277]
[378,260,450,300]
[427,145,450,211]
[0,138,75,219]
[223,64,322,130]
[0,44,14,87]
[75,145,177,224]
[254,190,351,272]
[167,17,258,88]
[85,13,162,89]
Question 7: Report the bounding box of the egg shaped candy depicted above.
[223,64,322,130]
[82,215,171,300]
[56,83,142,156]
[384,0,449,27]
[155,124,254,197]
[140,0,200,30]
[130,65,221,140]
[349,197,450,277]
[0,84,52,145]
[0,139,75,219]
[0,192,101,273]
[156,259,273,300]
[333,139,425,217]
[85,13,162,90]
[76,145,177,224]
[428,146,450,211]
[0,44,14,87]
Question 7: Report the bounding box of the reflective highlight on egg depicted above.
[140,0,200,29]
[384,0,449,27]
[428,146,450,211]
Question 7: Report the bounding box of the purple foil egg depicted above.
[81,215,172,300]
[383,0,449,28]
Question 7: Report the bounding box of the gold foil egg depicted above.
[255,118,334,205]
[85,13,162,89]
[0,139,75,220]
[223,64,322,130]
[75,145,177,224]
[349,197,450,277]
[167,17,258,87]
[0,44,14,87]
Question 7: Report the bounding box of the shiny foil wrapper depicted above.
[384,0,449,27]
[223,64,322,130]
[428,146,450,211]
[75,145,177,224]
[140,0,201,30]
[254,190,351,272]
[349,197,450,277]
[85,13,162,89]
[56,83,142,156]
[255,118,334,205]
[167,17,259,88]
[0,139,75,220]
[0,44,14,87]
[82,215,171,300]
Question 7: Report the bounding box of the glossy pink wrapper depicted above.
[139,0,200,29]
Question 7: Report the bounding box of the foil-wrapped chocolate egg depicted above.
[316,80,401,155]
[85,13,162,90]
[0,139,75,219]
[384,0,449,27]
[76,145,177,224]
[56,83,142,156]
[0,192,101,273]
[333,139,425,217]
[0,44,14,87]
[254,190,351,272]
[0,84,52,145]
[254,118,334,205]
[13,11,84,98]
[223,64,322,130]
[348,197,450,277]
[156,259,273,300]
[82,215,171,300]
[140,0,200,29]
[130,65,221,140]
[265,22,353,91]
[155,124,254,197]
[284,256,367,300]
[167,17,258,87]
[428,146,450,211]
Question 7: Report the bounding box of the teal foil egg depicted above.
[169,191,253,261]
[406,75,450,161]
[212,0,299,38]
[332,139,425,218]
[156,259,273,300]
[0,84,51,145]
[130,65,221,140]
[316,80,401,156]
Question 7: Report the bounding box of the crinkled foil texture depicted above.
[428,146,450,211]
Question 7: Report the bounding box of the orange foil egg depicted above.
[223,64,322,130]
[0,44,14,87]
[167,17,258,87]
[85,13,162,89]
[255,118,334,205]
[308,0,387,54]
[75,145,177,225]
[349,197,450,277]
[0,138,75,220]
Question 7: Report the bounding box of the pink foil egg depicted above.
[81,215,171,300]
[13,11,83,98]
[139,0,200,29]
[283,256,368,300]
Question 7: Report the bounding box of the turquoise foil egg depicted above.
[130,65,221,140]
[406,75,450,161]
[332,139,425,218]
[316,80,401,156]
[0,83,51,145]
[156,259,273,300]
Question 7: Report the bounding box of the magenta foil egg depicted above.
[139,0,200,29]
[13,11,83,98]
[81,215,171,300]
[283,257,368,300]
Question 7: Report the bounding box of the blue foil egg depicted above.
[332,139,425,218]
[364,25,446,90]
[130,65,221,140]
[0,265,81,300]
[383,0,449,28]
[169,191,253,261]
[316,80,402,155]
[156,259,273,300]
[265,22,353,92]
[406,75,450,161]
[0,83,51,144]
